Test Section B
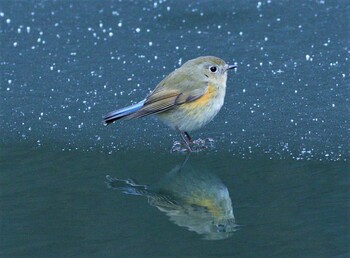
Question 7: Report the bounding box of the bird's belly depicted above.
[157,89,225,132]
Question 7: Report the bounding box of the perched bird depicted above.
[104,56,236,151]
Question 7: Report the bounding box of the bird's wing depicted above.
[127,84,208,119]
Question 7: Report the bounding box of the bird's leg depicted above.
[184,131,192,143]
[176,127,192,152]
[181,152,191,167]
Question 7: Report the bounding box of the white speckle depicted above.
[0,12,4,17]
[178,58,182,65]
[306,54,310,61]
[243,89,246,93]
[7,87,10,91]
[167,6,171,11]
[257,2,262,8]
[26,26,31,33]
[6,18,11,24]
[40,112,44,116]
[68,116,72,120]
[332,104,335,107]
[264,36,268,41]
[135,28,141,33]
[8,79,12,84]
[13,42,18,47]
[118,22,122,27]
[109,32,113,37]
[276,18,281,22]
[239,31,243,36]
[148,41,153,46]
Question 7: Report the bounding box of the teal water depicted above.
[1,0,349,257]
[1,144,348,257]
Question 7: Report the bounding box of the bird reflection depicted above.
[106,159,238,240]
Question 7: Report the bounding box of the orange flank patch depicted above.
[191,198,221,217]
[182,84,216,110]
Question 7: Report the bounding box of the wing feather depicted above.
[128,84,208,119]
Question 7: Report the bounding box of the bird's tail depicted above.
[103,99,145,125]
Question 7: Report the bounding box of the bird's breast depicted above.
[181,84,225,113]
[156,83,226,131]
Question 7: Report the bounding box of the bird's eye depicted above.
[209,66,218,73]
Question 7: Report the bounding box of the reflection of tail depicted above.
[105,175,148,196]
[103,99,145,125]
[105,175,177,205]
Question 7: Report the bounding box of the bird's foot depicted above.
[171,141,189,153]
[170,138,215,153]
[192,137,215,151]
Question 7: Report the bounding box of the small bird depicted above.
[104,56,236,151]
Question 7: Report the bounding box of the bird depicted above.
[103,56,236,151]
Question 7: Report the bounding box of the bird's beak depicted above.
[226,64,237,71]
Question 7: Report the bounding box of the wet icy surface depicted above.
[1,1,349,257]
[0,0,348,161]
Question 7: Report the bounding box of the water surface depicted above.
[0,0,349,257]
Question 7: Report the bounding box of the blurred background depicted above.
[0,0,349,257]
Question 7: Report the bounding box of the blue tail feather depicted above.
[104,99,145,125]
